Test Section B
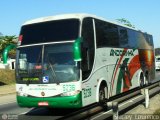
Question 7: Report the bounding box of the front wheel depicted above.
[99,85,106,104]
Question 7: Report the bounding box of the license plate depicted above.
[38,102,49,106]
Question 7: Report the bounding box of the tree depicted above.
[0,35,18,58]
[116,18,135,28]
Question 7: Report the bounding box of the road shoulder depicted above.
[0,84,16,105]
[0,84,16,96]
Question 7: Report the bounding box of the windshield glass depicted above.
[16,43,80,84]
[20,19,80,45]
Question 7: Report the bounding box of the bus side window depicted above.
[95,19,119,47]
[81,18,95,80]
[145,34,153,46]
[118,26,138,49]
[119,27,128,48]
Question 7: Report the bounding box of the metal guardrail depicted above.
[91,81,160,120]
[57,81,160,120]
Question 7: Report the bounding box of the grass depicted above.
[0,69,15,85]
[154,108,160,115]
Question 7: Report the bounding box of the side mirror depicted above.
[73,38,82,61]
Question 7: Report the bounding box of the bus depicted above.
[155,56,160,70]
[16,13,155,108]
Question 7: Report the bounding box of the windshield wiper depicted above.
[48,61,58,83]
[26,79,30,86]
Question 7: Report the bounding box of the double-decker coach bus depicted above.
[16,14,155,108]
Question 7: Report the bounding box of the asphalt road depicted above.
[0,71,160,120]
[0,102,65,120]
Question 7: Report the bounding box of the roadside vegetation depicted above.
[0,69,15,85]
[0,35,17,58]
[0,34,17,85]
[154,108,160,115]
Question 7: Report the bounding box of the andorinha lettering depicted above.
[110,49,134,56]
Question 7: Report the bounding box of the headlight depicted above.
[61,90,80,96]
[17,92,28,97]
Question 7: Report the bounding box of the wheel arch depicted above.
[96,78,108,102]
[138,68,151,86]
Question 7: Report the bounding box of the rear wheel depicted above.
[140,73,145,87]
[145,72,151,85]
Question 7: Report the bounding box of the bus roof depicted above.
[23,13,149,34]
[23,13,90,25]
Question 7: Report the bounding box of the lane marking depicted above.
[18,111,29,116]
[0,101,16,106]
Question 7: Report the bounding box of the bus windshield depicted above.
[20,19,80,45]
[16,43,80,84]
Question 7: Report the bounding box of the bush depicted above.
[0,69,15,85]
[154,108,160,115]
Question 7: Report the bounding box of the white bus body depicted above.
[16,14,155,108]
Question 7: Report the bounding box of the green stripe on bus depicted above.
[110,58,119,96]
[17,92,82,108]
[116,68,123,94]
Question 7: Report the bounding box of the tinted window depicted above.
[119,27,137,48]
[81,18,95,80]
[119,27,128,48]
[20,19,80,45]
[145,34,154,46]
[135,32,147,49]
[127,29,137,48]
[16,46,43,84]
[95,19,119,47]
[16,43,80,84]
[136,32,154,49]
[43,44,79,83]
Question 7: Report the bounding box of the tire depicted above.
[145,72,151,85]
[99,85,106,104]
[140,73,144,87]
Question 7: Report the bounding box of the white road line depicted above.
[18,111,29,116]
[18,108,40,116]
[0,101,16,106]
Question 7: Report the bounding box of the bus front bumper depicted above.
[17,92,82,108]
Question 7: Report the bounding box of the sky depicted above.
[0,0,160,48]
